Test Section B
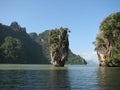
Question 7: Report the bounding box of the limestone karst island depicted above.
[0,22,86,66]
[94,12,120,67]
[0,12,120,67]
[49,28,69,66]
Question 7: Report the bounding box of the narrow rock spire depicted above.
[49,28,69,67]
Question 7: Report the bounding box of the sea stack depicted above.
[49,27,69,67]
[94,12,120,66]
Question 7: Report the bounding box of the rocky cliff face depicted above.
[95,12,120,66]
[35,30,86,65]
[49,28,69,66]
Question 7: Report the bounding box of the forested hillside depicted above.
[0,22,49,64]
[0,22,86,64]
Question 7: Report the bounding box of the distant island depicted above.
[0,22,87,65]
[94,12,120,67]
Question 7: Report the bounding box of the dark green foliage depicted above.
[29,32,38,40]
[100,12,120,38]
[0,22,49,64]
[38,30,51,60]
[49,28,69,66]
[96,37,106,49]
[115,36,120,49]
[34,29,86,64]
[107,35,120,64]
[106,54,120,65]
[95,12,120,65]
[105,12,120,64]
[50,34,59,44]
[0,22,86,64]
[67,49,87,64]
[0,36,25,63]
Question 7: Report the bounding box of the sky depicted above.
[0,0,120,64]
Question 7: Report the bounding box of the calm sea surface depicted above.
[0,64,120,90]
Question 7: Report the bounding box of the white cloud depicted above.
[75,51,99,65]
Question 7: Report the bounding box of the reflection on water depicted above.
[68,66,99,90]
[98,67,120,90]
[48,68,70,90]
[0,66,70,90]
[0,65,120,90]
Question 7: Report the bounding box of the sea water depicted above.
[0,64,120,90]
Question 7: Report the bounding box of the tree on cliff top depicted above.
[100,12,120,38]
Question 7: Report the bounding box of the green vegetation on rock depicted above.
[0,22,86,64]
[95,12,120,66]
[31,29,86,65]
[49,28,69,66]
[0,36,24,63]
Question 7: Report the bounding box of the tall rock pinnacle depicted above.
[49,28,69,66]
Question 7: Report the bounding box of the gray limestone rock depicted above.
[49,28,69,66]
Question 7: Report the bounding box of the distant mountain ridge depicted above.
[0,22,49,64]
[0,22,87,64]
